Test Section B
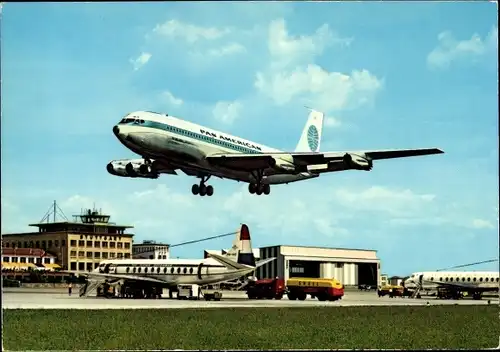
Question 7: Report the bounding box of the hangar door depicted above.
[357,262,378,286]
[289,260,320,278]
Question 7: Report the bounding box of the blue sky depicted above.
[2,2,498,276]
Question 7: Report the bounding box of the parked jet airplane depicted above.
[73,224,273,297]
[404,271,500,300]
[107,109,444,196]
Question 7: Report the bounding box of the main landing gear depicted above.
[191,175,214,197]
[248,170,271,196]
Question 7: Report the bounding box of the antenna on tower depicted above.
[39,200,69,223]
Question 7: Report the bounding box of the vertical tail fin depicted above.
[236,224,256,267]
[294,108,325,153]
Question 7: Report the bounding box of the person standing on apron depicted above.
[68,282,72,296]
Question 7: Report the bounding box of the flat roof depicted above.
[261,244,377,252]
[2,231,134,237]
[28,221,134,229]
[133,243,170,247]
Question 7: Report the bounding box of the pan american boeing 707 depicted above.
[107,109,444,196]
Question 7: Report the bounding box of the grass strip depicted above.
[3,306,498,350]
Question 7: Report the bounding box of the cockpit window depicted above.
[119,118,145,125]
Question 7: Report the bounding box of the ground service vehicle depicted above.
[287,277,344,301]
[246,278,285,299]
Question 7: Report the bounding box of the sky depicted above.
[1,2,498,276]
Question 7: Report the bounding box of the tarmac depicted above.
[3,288,498,309]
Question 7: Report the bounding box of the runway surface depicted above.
[3,289,498,309]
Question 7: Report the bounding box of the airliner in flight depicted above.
[75,224,273,297]
[404,271,499,300]
[107,109,444,196]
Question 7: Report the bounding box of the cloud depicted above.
[130,52,152,71]
[255,66,383,112]
[267,19,352,69]
[427,25,498,69]
[335,186,436,217]
[324,116,341,128]
[207,42,246,57]
[162,91,184,106]
[254,20,381,115]
[470,218,495,230]
[153,19,230,44]
[212,101,242,124]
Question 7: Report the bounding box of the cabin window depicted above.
[445,277,448,282]
[177,267,181,274]
[467,277,471,281]
[430,277,433,281]
[133,267,136,273]
[126,267,130,273]
[479,278,483,282]
[163,267,167,274]
[439,277,443,281]
[496,278,499,282]
[189,268,193,274]
[170,267,174,274]
[144,268,148,273]
[462,277,465,281]
[150,267,154,273]
[455,277,459,282]
[485,278,489,282]
[157,267,161,274]
[473,278,476,281]
[183,268,187,274]
[138,267,142,273]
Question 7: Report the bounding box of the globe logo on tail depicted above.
[307,125,319,151]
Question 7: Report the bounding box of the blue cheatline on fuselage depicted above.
[119,119,263,155]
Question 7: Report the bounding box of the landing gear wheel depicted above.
[263,184,271,195]
[206,185,214,196]
[191,184,199,195]
[248,183,256,194]
[199,184,207,196]
[256,187,263,196]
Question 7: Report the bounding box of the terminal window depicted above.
[44,258,50,264]
[70,251,77,257]
[71,240,77,246]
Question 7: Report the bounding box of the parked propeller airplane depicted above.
[107,109,444,196]
[404,270,499,300]
[69,224,274,297]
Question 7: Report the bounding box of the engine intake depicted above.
[106,159,159,179]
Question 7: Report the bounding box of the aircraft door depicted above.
[103,264,112,273]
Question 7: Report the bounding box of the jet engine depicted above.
[106,159,159,179]
[268,155,296,173]
[342,153,373,171]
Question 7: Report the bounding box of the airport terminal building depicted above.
[256,245,381,288]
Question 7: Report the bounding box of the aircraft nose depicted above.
[113,125,120,135]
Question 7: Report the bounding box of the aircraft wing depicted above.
[63,270,168,284]
[205,148,444,172]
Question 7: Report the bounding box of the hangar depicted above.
[256,245,381,288]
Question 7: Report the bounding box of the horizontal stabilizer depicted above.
[208,252,252,270]
[255,257,276,268]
